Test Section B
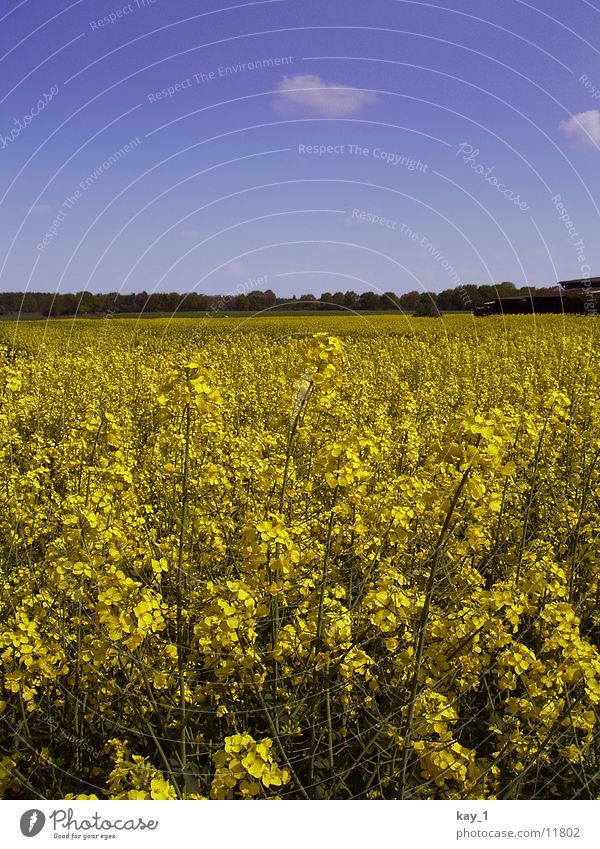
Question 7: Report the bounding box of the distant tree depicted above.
[263,289,277,308]
[530,286,557,296]
[358,291,381,310]
[381,292,401,310]
[21,292,43,314]
[399,291,420,311]
[232,294,249,311]
[477,285,496,303]
[130,294,144,312]
[299,294,317,309]
[186,293,212,311]
[151,292,181,313]
[497,281,517,296]
[0,279,565,318]
[58,294,79,316]
[413,293,441,317]
[436,288,463,311]
[461,284,484,308]
[246,290,276,311]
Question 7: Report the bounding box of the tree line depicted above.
[0,282,557,317]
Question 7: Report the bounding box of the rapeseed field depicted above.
[0,315,598,799]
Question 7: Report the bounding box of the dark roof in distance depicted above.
[558,277,600,290]
[502,288,595,299]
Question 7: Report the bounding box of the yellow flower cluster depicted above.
[211,734,290,798]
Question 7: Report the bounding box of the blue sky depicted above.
[1,0,600,297]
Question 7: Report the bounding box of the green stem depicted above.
[398,454,476,798]
[176,402,191,771]
[315,486,338,646]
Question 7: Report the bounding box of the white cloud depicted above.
[29,203,52,215]
[274,74,377,117]
[559,110,600,148]
[224,260,249,277]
